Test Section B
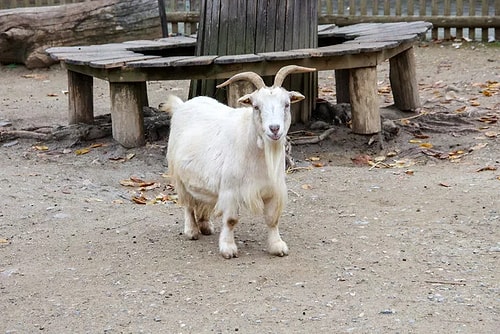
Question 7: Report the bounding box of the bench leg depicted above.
[335,69,351,104]
[110,82,148,148]
[349,66,381,134]
[68,70,94,124]
[389,47,421,111]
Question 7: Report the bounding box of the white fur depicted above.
[165,86,304,258]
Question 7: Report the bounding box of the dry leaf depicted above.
[309,156,321,161]
[470,142,488,151]
[419,142,433,149]
[351,154,372,166]
[439,182,451,187]
[409,139,422,144]
[75,148,90,155]
[132,195,148,205]
[139,183,161,191]
[34,145,48,151]
[476,166,497,172]
[484,131,498,138]
[301,184,313,190]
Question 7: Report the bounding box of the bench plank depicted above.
[214,54,264,64]
[126,56,194,67]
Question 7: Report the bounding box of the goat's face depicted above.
[239,87,304,142]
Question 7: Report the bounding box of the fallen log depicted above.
[0,0,162,68]
[0,106,171,144]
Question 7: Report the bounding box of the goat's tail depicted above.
[158,95,184,115]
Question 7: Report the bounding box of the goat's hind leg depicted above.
[264,198,289,256]
[183,207,200,240]
[196,208,214,236]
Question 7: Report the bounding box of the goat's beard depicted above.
[262,136,287,209]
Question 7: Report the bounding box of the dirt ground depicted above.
[1,43,499,333]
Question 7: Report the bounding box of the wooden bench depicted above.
[46,21,432,148]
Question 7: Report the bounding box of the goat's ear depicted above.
[289,91,305,104]
[238,94,253,106]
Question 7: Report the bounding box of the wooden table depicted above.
[46,21,432,148]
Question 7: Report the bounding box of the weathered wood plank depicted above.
[172,55,217,66]
[63,52,140,65]
[214,54,264,64]
[389,47,421,111]
[110,82,147,148]
[349,66,380,134]
[68,70,93,125]
[126,56,193,67]
[89,55,161,69]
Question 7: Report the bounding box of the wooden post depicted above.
[349,66,381,134]
[389,47,421,111]
[334,69,351,104]
[227,81,255,108]
[68,70,94,124]
[191,0,317,123]
[110,82,148,148]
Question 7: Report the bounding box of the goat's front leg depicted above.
[264,197,289,256]
[219,212,239,259]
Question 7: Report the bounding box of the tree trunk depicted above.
[0,0,162,68]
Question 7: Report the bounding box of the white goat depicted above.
[165,65,316,258]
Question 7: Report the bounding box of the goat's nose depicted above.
[269,124,280,135]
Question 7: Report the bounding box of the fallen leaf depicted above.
[409,139,422,144]
[132,195,148,205]
[439,182,451,187]
[351,154,372,166]
[476,166,497,172]
[47,93,58,97]
[484,131,498,138]
[34,145,48,151]
[419,142,433,149]
[405,170,414,175]
[90,143,103,148]
[0,238,10,245]
[312,162,324,167]
[309,156,321,161]
[75,148,90,155]
[469,142,488,151]
[139,183,161,191]
[301,184,313,190]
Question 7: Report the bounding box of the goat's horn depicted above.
[273,65,316,88]
[216,72,266,90]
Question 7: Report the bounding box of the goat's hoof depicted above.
[199,221,214,235]
[184,229,199,240]
[268,240,289,257]
[220,243,238,259]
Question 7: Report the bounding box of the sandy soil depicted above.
[1,43,499,333]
